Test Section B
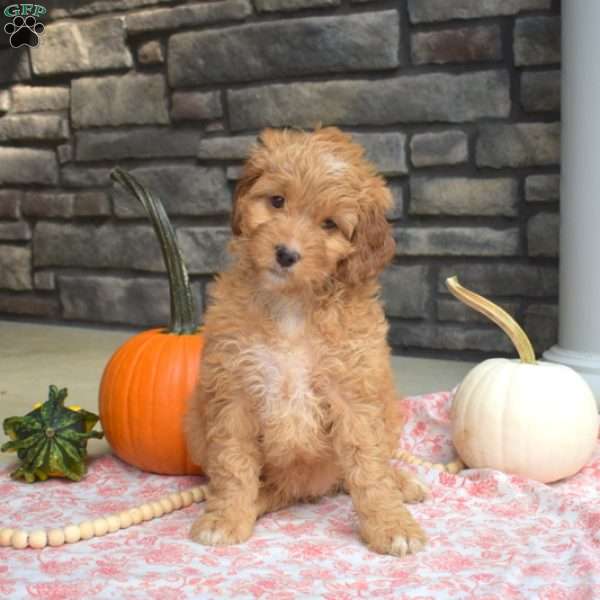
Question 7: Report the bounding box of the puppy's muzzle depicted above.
[275,244,301,268]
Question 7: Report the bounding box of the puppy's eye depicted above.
[270,196,285,209]
[322,218,337,231]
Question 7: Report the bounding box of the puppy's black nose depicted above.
[275,244,301,268]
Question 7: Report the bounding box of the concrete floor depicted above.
[0,320,475,466]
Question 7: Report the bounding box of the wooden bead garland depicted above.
[0,484,207,550]
[395,449,465,475]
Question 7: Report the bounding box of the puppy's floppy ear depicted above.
[231,132,272,236]
[233,128,294,234]
[231,161,260,236]
[337,178,395,285]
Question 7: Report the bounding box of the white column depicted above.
[543,0,600,408]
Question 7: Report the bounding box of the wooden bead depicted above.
[159,498,174,514]
[29,530,48,549]
[107,515,121,533]
[12,530,28,549]
[180,491,194,507]
[191,486,204,502]
[151,501,164,518]
[169,492,183,510]
[48,528,65,547]
[93,518,109,537]
[446,461,463,474]
[0,528,14,547]
[79,521,94,540]
[140,504,154,521]
[64,525,81,544]
[129,507,143,525]
[119,511,133,529]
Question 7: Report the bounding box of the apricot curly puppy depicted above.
[185,127,428,557]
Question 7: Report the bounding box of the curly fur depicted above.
[184,127,428,556]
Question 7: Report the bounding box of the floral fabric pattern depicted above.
[2,391,600,599]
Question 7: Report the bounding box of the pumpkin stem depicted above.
[111,168,199,335]
[446,276,536,364]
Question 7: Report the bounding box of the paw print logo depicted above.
[4,15,45,49]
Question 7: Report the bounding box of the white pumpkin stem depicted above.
[446,276,537,364]
[0,484,208,550]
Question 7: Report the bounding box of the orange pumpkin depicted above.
[98,169,203,475]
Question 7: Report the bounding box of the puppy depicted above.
[184,127,427,556]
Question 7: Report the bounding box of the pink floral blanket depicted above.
[2,391,600,600]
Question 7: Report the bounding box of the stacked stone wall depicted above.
[0,0,560,358]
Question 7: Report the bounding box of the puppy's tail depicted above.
[0,484,208,550]
[394,449,465,475]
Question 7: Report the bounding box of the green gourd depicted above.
[1,385,103,482]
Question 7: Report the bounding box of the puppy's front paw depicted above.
[190,511,254,546]
[360,511,426,557]
[394,469,430,504]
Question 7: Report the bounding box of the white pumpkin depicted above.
[447,277,599,484]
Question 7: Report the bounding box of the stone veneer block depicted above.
[255,0,340,11]
[228,71,510,130]
[49,0,177,18]
[0,148,58,185]
[71,74,169,128]
[521,70,560,112]
[477,123,560,167]
[411,25,502,65]
[352,133,408,175]
[34,223,164,271]
[30,17,133,75]
[171,91,223,122]
[126,0,251,32]
[380,265,430,318]
[525,174,560,203]
[177,228,232,274]
[528,212,559,257]
[197,136,258,160]
[0,90,9,113]
[0,115,69,141]
[514,16,561,66]
[410,131,468,167]
[0,222,31,241]
[10,86,70,112]
[408,0,551,22]
[410,178,518,216]
[75,128,198,160]
[21,193,74,218]
[0,50,31,84]
[0,246,32,290]
[0,191,21,219]
[395,227,520,256]
[137,40,164,65]
[169,12,399,86]
[59,275,203,327]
